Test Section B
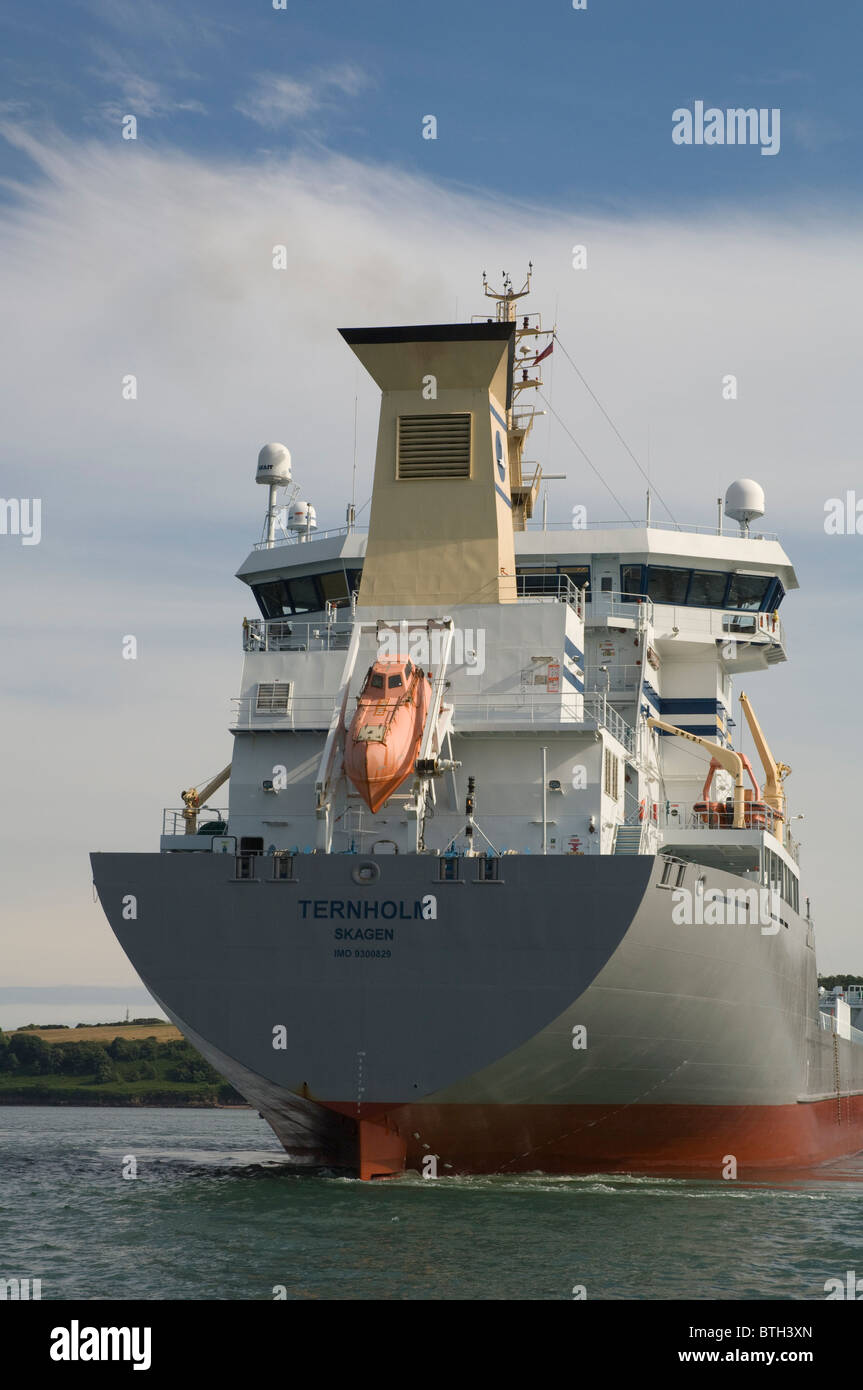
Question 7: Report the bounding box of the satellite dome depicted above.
[288,502,317,532]
[725,479,765,531]
[256,443,292,486]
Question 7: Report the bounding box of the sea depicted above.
[1,1107,862,1301]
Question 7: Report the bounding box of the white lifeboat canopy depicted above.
[256,442,292,487]
[725,478,765,535]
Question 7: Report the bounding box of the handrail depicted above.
[250,519,781,547]
[243,618,355,652]
[522,519,780,541]
[162,808,228,836]
[515,572,585,617]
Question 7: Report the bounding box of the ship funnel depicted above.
[725,479,765,536]
[339,322,517,609]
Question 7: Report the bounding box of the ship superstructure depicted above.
[92,274,863,1178]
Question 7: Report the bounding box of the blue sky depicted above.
[2,1,863,984]
[2,0,860,209]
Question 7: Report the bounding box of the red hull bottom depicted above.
[332,1098,863,1179]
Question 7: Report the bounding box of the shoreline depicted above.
[0,1094,252,1109]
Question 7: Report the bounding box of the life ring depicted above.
[639,800,645,822]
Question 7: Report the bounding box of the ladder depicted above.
[613,824,643,855]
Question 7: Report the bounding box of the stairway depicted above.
[613,824,643,855]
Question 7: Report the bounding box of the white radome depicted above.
[288,502,317,532]
[725,478,765,527]
[256,442,292,487]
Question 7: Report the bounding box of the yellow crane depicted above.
[739,692,790,844]
[181,764,231,834]
[647,718,752,829]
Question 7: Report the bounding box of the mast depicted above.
[479,266,555,529]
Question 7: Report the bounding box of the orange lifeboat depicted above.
[344,657,431,814]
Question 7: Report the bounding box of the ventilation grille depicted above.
[396,413,471,480]
[256,681,292,715]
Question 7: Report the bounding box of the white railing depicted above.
[646,604,785,652]
[588,590,654,626]
[248,517,781,550]
[243,618,354,653]
[515,572,585,618]
[253,525,368,550]
[522,518,779,541]
[818,1010,863,1048]
[656,800,780,834]
[583,693,636,752]
[585,663,642,692]
[230,686,636,748]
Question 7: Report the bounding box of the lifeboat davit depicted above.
[344,657,431,814]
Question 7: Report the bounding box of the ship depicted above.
[91,269,863,1179]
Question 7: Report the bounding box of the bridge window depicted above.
[621,566,781,613]
[253,571,357,618]
[561,566,591,599]
[646,567,690,604]
[621,564,646,599]
[726,573,771,611]
[318,570,351,607]
[688,570,729,607]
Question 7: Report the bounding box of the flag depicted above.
[532,340,554,367]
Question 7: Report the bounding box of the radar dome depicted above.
[256,443,292,486]
[288,502,317,532]
[725,479,765,530]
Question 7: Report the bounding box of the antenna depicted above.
[255,443,292,548]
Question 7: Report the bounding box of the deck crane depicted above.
[646,718,759,830]
[181,764,231,834]
[739,692,791,844]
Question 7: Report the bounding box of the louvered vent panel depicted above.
[396,413,471,480]
[256,682,292,715]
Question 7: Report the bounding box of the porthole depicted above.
[352,862,381,885]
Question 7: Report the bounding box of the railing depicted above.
[522,518,780,541]
[585,663,642,693]
[230,686,636,748]
[515,572,585,618]
[162,808,229,836]
[641,604,785,653]
[583,693,636,752]
[818,1010,863,1048]
[588,590,654,626]
[243,618,354,653]
[252,525,368,550]
[248,518,781,551]
[656,800,780,834]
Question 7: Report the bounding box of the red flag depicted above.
[532,340,554,367]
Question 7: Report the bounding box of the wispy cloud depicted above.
[235,64,369,129]
[788,113,847,153]
[89,44,206,123]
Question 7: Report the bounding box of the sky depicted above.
[1,0,863,1012]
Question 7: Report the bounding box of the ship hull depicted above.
[90,850,863,1177]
